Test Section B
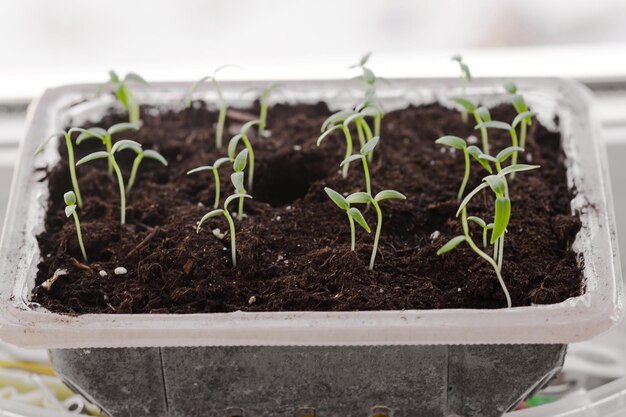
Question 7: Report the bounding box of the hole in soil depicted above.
[253,151,327,207]
[295,406,316,417]
[225,407,244,417]
[371,405,392,417]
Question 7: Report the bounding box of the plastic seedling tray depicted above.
[0,78,622,417]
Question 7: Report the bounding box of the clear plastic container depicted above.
[0,78,621,349]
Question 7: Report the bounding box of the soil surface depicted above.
[33,100,583,313]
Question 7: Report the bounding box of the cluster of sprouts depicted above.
[189,77,277,266]
[37,57,551,311]
[436,56,541,307]
[320,54,406,270]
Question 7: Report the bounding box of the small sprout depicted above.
[450,97,491,154]
[258,83,281,136]
[435,135,470,200]
[346,190,406,270]
[64,191,87,262]
[340,136,380,196]
[350,53,385,138]
[504,82,536,150]
[451,54,472,124]
[76,139,143,225]
[125,148,168,194]
[36,129,84,208]
[75,122,139,174]
[187,157,232,209]
[99,70,148,125]
[474,120,523,169]
[228,120,261,191]
[318,116,354,178]
[468,216,494,248]
[186,66,242,149]
[197,192,252,267]
[230,149,249,220]
[324,187,371,251]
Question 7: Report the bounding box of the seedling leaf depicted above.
[437,235,466,255]
[468,216,486,228]
[491,197,511,243]
[324,187,349,210]
[346,192,372,204]
[456,182,489,216]
[450,97,477,112]
[111,139,142,154]
[65,205,77,217]
[231,172,245,192]
[76,151,109,165]
[498,164,540,177]
[360,136,380,155]
[317,125,343,146]
[512,111,536,128]
[496,146,525,163]
[484,175,507,195]
[233,148,249,172]
[340,154,363,167]
[108,122,139,135]
[374,190,406,202]
[475,121,512,131]
[476,106,491,122]
[143,150,168,165]
[347,207,371,232]
[436,135,466,150]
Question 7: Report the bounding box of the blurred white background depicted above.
[1,0,626,99]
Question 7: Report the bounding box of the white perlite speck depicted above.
[99,270,108,277]
[430,230,441,240]
[114,267,127,275]
[212,228,226,239]
[467,135,479,144]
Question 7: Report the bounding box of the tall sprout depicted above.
[99,71,148,125]
[451,54,472,124]
[228,120,262,191]
[187,157,232,209]
[75,122,139,174]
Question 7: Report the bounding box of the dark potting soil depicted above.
[32,101,583,314]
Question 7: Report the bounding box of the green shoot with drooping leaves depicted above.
[64,191,87,262]
[257,83,281,136]
[346,190,406,270]
[125,147,168,194]
[186,66,242,149]
[36,129,84,208]
[350,52,385,138]
[324,187,371,251]
[340,136,380,196]
[230,149,249,220]
[197,191,252,267]
[98,71,148,125]
[76,139,143,225]
[75,122,139,174]
[438,163,540,308]
[187,157,232,209]
[449,97,492,154]
[435,136,471,200]
[475,117,533,171]
[318,115,354,178]
[451,54,472,124]
[228,120,261,191]
[504,82,535,149]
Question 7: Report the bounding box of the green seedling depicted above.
[318,119,353,178]
[438,163,540,308]
[125,147,168,194]
[75,122,139,174]
[76,139,143,225]
[230,149,249,220]
[197,191,252,267]
[228,120,262,191]
[350,53,384,138]
[468,216,494,248]
[475,117,532,170]
[187,157,232,209]
[64,191,87,262]
[504,82,535,149]
[186,66,241,149]
[470,146,526,183]
[340,136,380,196]
[324,187,371,251]
[99,70,148,125]
[451,54,472,123]
[346,190,406,270]
[257,83,281,136]
[36,129,84,208]
[449,97,492,154]
[435,136,470,200]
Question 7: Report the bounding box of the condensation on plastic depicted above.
[0,78,622,349]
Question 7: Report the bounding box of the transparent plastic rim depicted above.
[0,78,621,348]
